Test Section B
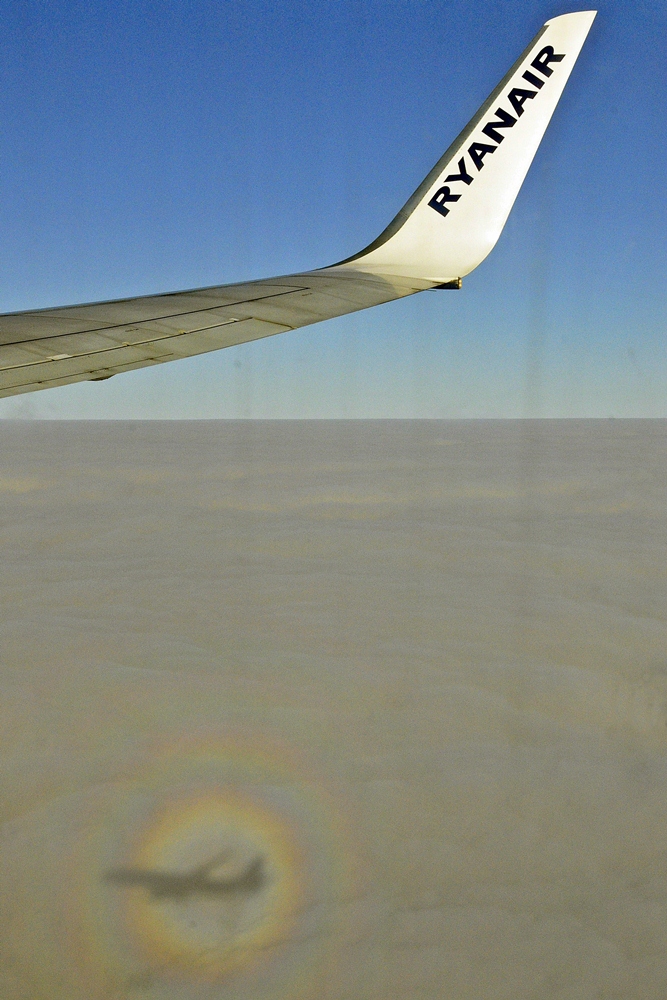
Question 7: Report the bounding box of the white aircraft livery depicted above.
[0,11,596,399]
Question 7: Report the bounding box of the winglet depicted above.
[338,11,596,284]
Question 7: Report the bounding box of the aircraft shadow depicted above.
[104,853,266,901]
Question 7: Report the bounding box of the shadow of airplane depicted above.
[104,851,266,901]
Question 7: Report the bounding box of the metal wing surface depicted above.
[0,269,428,398]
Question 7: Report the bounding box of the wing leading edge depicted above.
[0,11,595,399]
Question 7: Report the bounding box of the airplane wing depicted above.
[0,11,595,399]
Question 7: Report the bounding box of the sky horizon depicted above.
[0,0,664,420]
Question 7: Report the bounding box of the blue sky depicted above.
[0,0,664,418]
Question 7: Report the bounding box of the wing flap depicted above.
[0,318,295,393]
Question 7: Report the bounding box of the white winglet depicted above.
[338,11,596,284]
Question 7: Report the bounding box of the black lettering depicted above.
[522,69,544,89]
[531,45,565,77]
[507,87,537,117]
[481,107,516,144]
[428,186,461,217]
[444,157,473,186]
[468,141,497,170]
